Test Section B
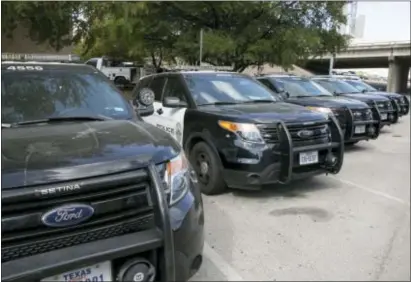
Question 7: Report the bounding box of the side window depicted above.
[86,58,98,68]
[163,76,187,103]
[149,76,166,101]
[259,79,277,92]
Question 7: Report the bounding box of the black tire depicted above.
[114,76,128,87]
[189,142,226,195]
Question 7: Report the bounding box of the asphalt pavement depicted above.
[191,117,410,281]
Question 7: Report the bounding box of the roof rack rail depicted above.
[1,53,81,63]
[255,72,294,77]
[312,74,362,80]
[165,65,234,71]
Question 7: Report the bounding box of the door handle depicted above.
[157,108,164,115]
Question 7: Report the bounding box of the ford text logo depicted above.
[297,130,314,138]
[41,204,94,227]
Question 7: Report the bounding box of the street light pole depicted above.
[199,29,203,66]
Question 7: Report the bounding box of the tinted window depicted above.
[258,79,277,92]
[149,76,166,101]
[163,76,187,103]
[344,80,377,92]
[269,77,332,97]
[1,70,133,124]
[183,73,277,105]
[314,79,360,94]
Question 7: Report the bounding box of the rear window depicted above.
[2,68,133,124]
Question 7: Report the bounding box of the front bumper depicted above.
[341,107,381,143]
[1,165,204,282]
[221,117,344,190]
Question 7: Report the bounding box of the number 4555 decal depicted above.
[7,66,43,71]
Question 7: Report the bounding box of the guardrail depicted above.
[348,40,410,48]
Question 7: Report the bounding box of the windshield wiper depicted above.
[5,115,111,128]
[241,99,276,104]
[314,94,332,97]
[198,101,240,106]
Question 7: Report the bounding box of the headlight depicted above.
[163,151,194,206]
[306,106,334,118]
[218,120,265,144]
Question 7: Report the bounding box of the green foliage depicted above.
[2,1,350,71]
[1,1,82,51]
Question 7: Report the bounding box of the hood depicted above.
[198,102,327,124]
[288,95,368,109]
[1,120,180,189]
[339,93,389,103]
[366,91,402,99]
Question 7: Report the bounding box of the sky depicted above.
[339,1,410,77]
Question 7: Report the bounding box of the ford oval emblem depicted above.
[297,129,314,139]
[41,204,94,227]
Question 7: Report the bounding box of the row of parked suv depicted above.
[1,55,408,282]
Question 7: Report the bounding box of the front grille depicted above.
[258,121,330,147]
[350,108,373,121]
[1,169,154,262]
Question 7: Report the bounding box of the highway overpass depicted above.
[303,41,411,94]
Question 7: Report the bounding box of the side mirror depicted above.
[361,89,367,93]
[133,88,155,117]
[279,91,290,100]
[163,97,188,108]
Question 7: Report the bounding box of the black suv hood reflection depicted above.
[2,120,179,189]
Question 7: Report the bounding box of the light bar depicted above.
[1,53,81,62]
[167,65,233,71]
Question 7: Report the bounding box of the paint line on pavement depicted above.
[203,242,245,281]
[332,176,410,207]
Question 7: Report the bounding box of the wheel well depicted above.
[185,136,204,154]
[185,136,225,168]
[114,76,126,82]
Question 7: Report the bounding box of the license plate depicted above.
[380,113,388,120]
[299,151,318,165]
[42,261,112,282]
[354,125,366,134]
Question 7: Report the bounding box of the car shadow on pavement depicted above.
[344,143,369,153]
[229,176,335,199]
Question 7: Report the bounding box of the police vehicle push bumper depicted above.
[219,116,344,190]
[2,163,204,282]
[397,95,409,116]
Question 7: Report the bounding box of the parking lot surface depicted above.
[192,117,410,281]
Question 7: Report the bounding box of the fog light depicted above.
[117,258,156,282]
[388,114,394,121]
[367,126,376,135]
[325,152,337,166]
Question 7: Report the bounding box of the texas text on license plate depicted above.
[299,151,319,165]
[41,261,112,282]
[354,125,366,134]
[380,113,388,120]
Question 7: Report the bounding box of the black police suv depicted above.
[134,70,344,195]
[311,76,399,127]
[341,77,409,116]
[1,59,204,282]
[256,74,381,145]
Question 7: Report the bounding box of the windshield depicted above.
[2,70,133,124]
[268,77,332,97]
[344,80,377,92]
[314,79,361,94]
[183,73,277,105]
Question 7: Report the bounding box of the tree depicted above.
[161,1,350,71]
[1,1,84,51]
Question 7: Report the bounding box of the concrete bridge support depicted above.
[387,58,410,94]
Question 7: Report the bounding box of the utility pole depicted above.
[199,29,203,66]
[329,53,335,75]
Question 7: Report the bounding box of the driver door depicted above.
[156,75,190,145]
